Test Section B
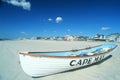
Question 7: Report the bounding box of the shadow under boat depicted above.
[32,55,112,78]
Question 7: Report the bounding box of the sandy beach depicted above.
[0,40,120,80]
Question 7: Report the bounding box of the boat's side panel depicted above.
[19,53,106,77]
[19,44,117,77]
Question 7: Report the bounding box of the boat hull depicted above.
[19,43,117,77]
[19,52,109,77]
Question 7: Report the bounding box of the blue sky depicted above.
[0,0,120,39]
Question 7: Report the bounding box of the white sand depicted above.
[0,40,120,80]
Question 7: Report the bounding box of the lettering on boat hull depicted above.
[70,55,105,66]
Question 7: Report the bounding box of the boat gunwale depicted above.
[19,52,107,58]
[19,45,117,58]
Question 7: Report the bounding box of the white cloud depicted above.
[67,29,71,32]
[20,32,27,35]
[2,0,31,11]
[48,18,53,21]
[56,17,63,23]
[101,27,110,30]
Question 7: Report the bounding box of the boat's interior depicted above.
[27,44,117,57]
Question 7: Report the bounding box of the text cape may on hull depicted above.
[18,44,117,77]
